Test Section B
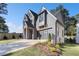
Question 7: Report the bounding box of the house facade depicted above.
[76,23,79,43]
[23,7,64,44]
[75,16,79,43]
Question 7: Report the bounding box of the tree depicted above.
[75,14,79,23]
[55,5,69,26]
[19,34,22,38]
[0,3,9,33]
[0,3,8,14]
[50,5,77,36]
[66,17,77,36]
[67,25,75,36]
[50,5,69,21]
[70,17,77,26]
[12,35,15,39]
[0,16,9,33]
[50,5,70,35]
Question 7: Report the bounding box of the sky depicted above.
[2,3,79,33]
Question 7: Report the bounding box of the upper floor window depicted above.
[39,14,43,22]
[23,20,26,26]
[23,16,27,26]
[39,12,45,22]
[28,12,32,18]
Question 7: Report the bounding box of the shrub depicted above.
[19,34,22,38]
[3,35,8,39]
[48,33,51,42]
[65,37,76,44]
[12,35,15,39]
[49,47,57,52]
[55,44,60,48]
[47,41,51,46]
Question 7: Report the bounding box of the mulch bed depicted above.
[33,42,62,56]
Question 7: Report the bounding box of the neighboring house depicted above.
[76,18,79,43]
[76,23,79,43]
[75,16,79,43]
[23,7,64,44]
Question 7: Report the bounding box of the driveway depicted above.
[0,39,47,56]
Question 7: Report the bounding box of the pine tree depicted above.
[0,3,9,33]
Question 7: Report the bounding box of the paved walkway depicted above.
[0,39,47,56]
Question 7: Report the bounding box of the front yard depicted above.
[62,44,79,56]
[5,43,79,56]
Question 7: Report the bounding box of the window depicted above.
[28,12,32,19]
[39,12,45,22]
[23,17,27,26]
[39,14,43,22]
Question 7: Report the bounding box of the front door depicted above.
[28,29,32,39]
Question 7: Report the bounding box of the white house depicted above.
[23,7,64,44]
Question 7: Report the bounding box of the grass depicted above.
[5,46,46,56]
[62,44,79,56]
[0,39,18,44]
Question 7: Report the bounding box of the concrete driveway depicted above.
[0,39,47,56]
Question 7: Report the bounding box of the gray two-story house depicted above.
[23,7,64,44]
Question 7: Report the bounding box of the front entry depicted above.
[27,29,32,39]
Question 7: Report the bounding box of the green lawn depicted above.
[0,39,18,44]
[5,47,46,56]
[62,44,79,56]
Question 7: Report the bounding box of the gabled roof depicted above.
[29,10,38,16]
[38,7,57,20]
[27,9,38,21]
[24,7,64,26]
[27,9,38,17]
[50,9,64,26]
[23,14,29,21]
[41,7,64,26]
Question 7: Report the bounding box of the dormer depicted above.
[27,9,38,27]
[27,10,33,20]
[38,7,47,28]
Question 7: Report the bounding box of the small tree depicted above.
[12,35,15,39]
[48,33,51,42]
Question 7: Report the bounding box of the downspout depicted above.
[55,20,57,45]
